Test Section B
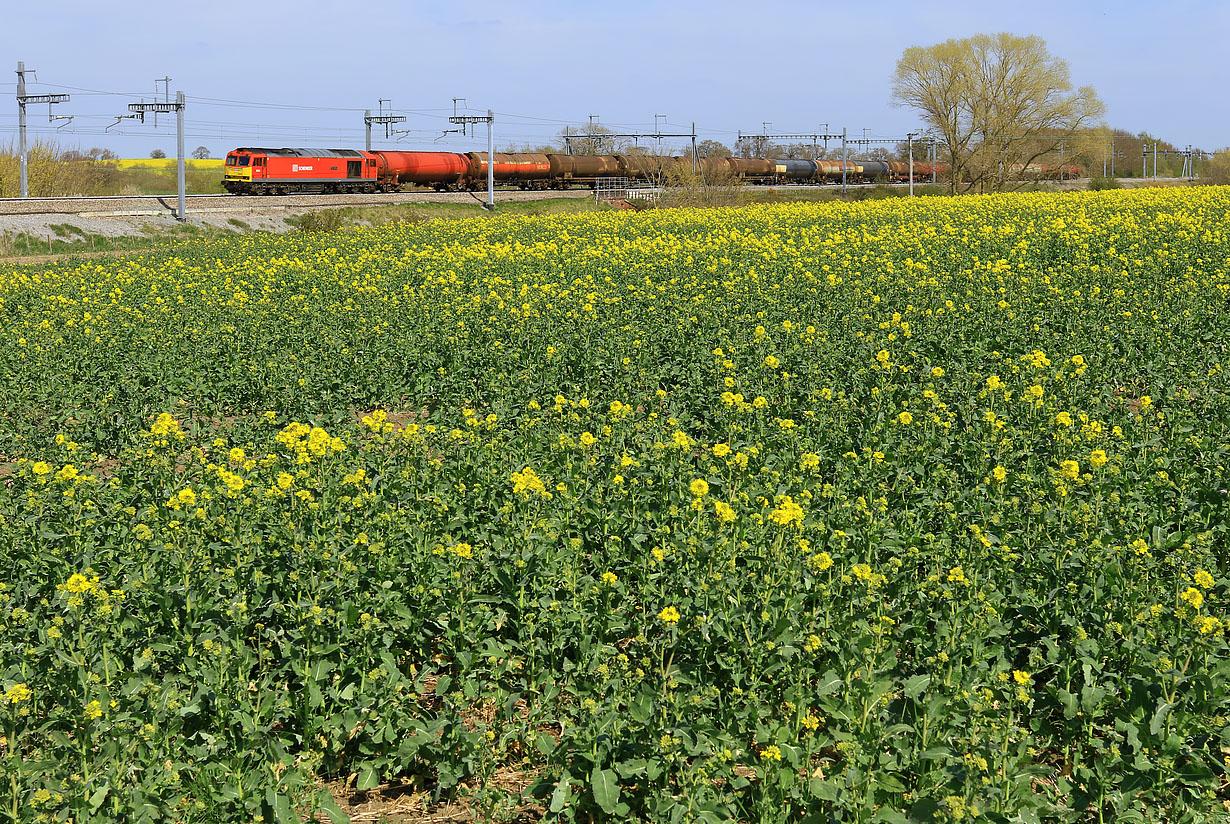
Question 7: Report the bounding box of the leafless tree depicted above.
[556,124,628,155]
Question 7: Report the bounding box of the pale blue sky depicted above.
[3,0,1226,158]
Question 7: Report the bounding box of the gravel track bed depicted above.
[0,189,589,217]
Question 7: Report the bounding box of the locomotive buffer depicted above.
[449,110,495,211]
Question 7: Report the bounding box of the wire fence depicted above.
[594,177,660,204]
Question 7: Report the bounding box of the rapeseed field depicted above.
[108,158,225,170]
[1,188,1228,822]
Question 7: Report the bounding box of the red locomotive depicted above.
[223,148,381,194]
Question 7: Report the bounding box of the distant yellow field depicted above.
[110,158,225,170]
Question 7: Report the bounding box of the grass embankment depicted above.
[0,220,257,259]
[0,199,602,261]
[287,196,603,231]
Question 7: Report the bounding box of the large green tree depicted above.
[892,33,1105,192]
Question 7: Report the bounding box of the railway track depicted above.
[0,190,589,217]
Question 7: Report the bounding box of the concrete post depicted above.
[841,128,847,194]
[487,109,494,211]
[908,133,914,197]
[691,121,697,174]
[17,62,27,198]
[176,91,186,221]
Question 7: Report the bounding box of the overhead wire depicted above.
[6,77,816,154]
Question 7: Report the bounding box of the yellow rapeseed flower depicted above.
[3,683,32,704]
[62,573,96,595]
[759,745,782,761]
[1057,460,1080,481]
[769,495,804,527]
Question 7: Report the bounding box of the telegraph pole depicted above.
[364,99,405,152]
[17,62,26,198]
[449,109,495,210]
[841,128,847,194]
[15,62,70,198]
[691,121,697,173]
[124,91,188,219]
[154,76,171,127]
[176,92,185,220]
[907,131,916,197]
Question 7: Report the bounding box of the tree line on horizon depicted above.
[525,124,1225,184]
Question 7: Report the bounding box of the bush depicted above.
[290,210,348,233]
[1088,176,1121,191]
[1203,149,1230,185]
[660,163,747,209]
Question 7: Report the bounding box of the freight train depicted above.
[222,147,1078,195]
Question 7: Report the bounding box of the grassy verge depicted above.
[286,196,605,231]
[0,221,249,259]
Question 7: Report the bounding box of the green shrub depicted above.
[290,210,348,233]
